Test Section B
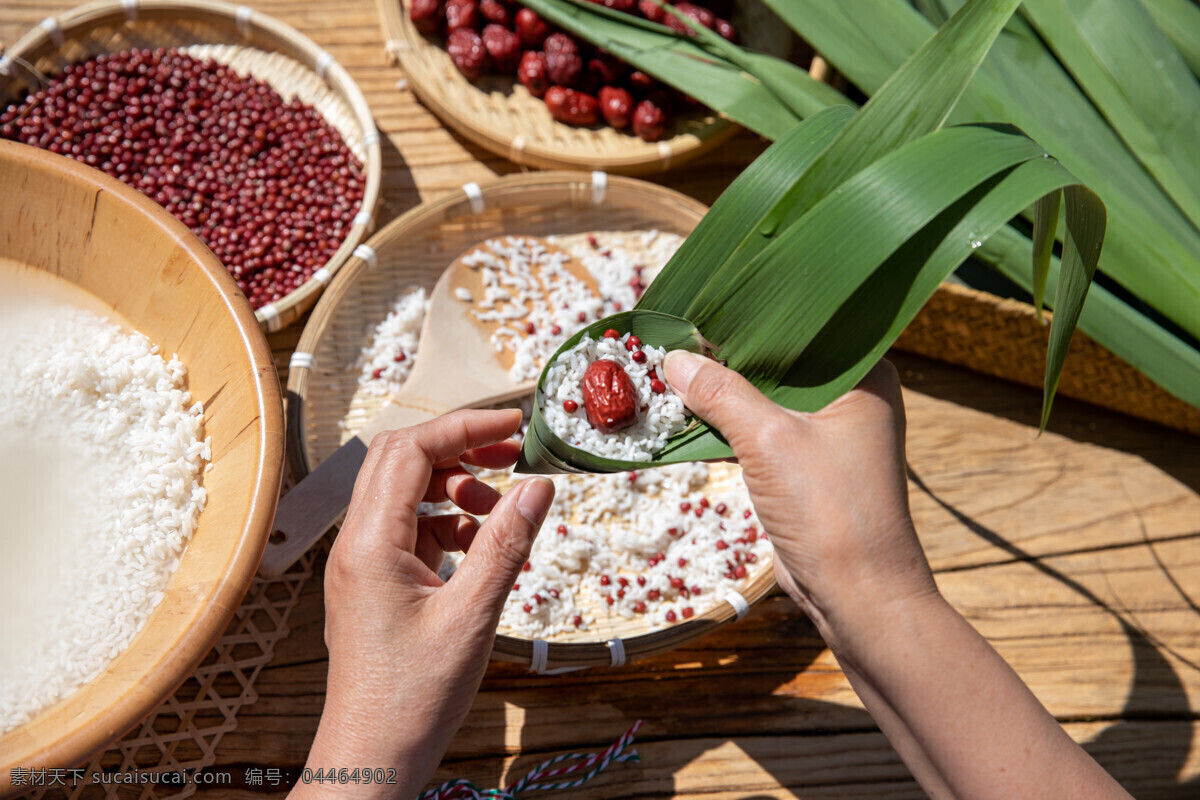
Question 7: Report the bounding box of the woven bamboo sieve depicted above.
[0,0,383,333]
[286,171,777,671]
[895,282,1200,435]
[377,0,810,174]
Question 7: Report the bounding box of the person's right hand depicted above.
[664,353,1134,800]
[662,352,937,640]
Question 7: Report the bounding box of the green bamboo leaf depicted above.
[762,0,921,95]
[1031,188,1062,321]
[1142,0,1200,76]
[1019,0,1200,230]
[516,0,807,139]
[516,0,1116,474]
[688,126,1055,384]
[525,128,1104,472]
[982,222,1200,408]
[780,0,1200,367]
[636,104,854,317]
[684,0,1026,322]
[656,155,1092,460]
[765,157,1092,414]
[781,0,1200,341]
[914,0,951,26]
[1041,186,1106,427]
[653,0,841,120]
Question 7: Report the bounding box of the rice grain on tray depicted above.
[0,267,208,733]
[356,287,427,396]
[437,461,769,637]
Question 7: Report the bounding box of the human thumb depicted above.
[663,351,786,451]
[449,477,555,615]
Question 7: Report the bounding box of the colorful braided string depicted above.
[419,721,643,800]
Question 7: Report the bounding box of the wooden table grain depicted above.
[4,2,1198,797]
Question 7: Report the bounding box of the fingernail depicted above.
[664,350,703,394]
[517,477,555,525]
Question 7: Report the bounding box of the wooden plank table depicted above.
[4,2,1198,797]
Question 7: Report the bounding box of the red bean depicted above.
[0,48,366,309]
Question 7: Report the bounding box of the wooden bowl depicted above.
[285,171,774,671]
[377,0,800,174]
[0,0,383,334]
[0,140,284,789]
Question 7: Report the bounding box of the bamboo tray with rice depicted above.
[0,0,383,334]
[286,172,776,671]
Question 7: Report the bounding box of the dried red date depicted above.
[479,0,512,26]
[664,2,715,34]
[517,50,549,97]
[628,69,655,90]
[544,32,584,87]
[482,24,520,72]
[582,359,639,432]
[410,0,444,35]
[514,8,550,48]
[587,53,626,88]
[544,86,600,125]
[638,0,667,22]
[445,0,479,32]
[633,91,669,141]
[599,86,633,129]
[447,27,487,79]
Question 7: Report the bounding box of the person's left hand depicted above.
[293,409,555,800]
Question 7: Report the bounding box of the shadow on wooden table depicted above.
[910,467,1199,800]
[889,351,1200,495]
[371,129,422,230]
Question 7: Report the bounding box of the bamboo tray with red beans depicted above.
[0,0,382,332]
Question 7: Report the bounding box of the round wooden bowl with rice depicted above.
[286,172,776,673]
[0,141,283,787]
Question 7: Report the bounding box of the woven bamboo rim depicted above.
[896,282,1200,435]
[286,171,776,670]
[377,0,805,174]
[0,0,382,334]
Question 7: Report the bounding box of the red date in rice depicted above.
[582,358,638,432]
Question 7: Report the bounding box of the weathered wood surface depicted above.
[4,2,1199,797]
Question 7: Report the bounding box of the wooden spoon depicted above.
[259,236,599,577]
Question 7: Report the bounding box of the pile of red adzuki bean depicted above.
[0,48,366,309]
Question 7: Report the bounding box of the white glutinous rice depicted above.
[356,287,428,397]
[0,268,208,734]
[463,236,604,382]
[542,332,689,462]
[436,461,771,637]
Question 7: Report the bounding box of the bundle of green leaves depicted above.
[518,0,1107,473]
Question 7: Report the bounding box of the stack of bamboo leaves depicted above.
[519,0,1108,473]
